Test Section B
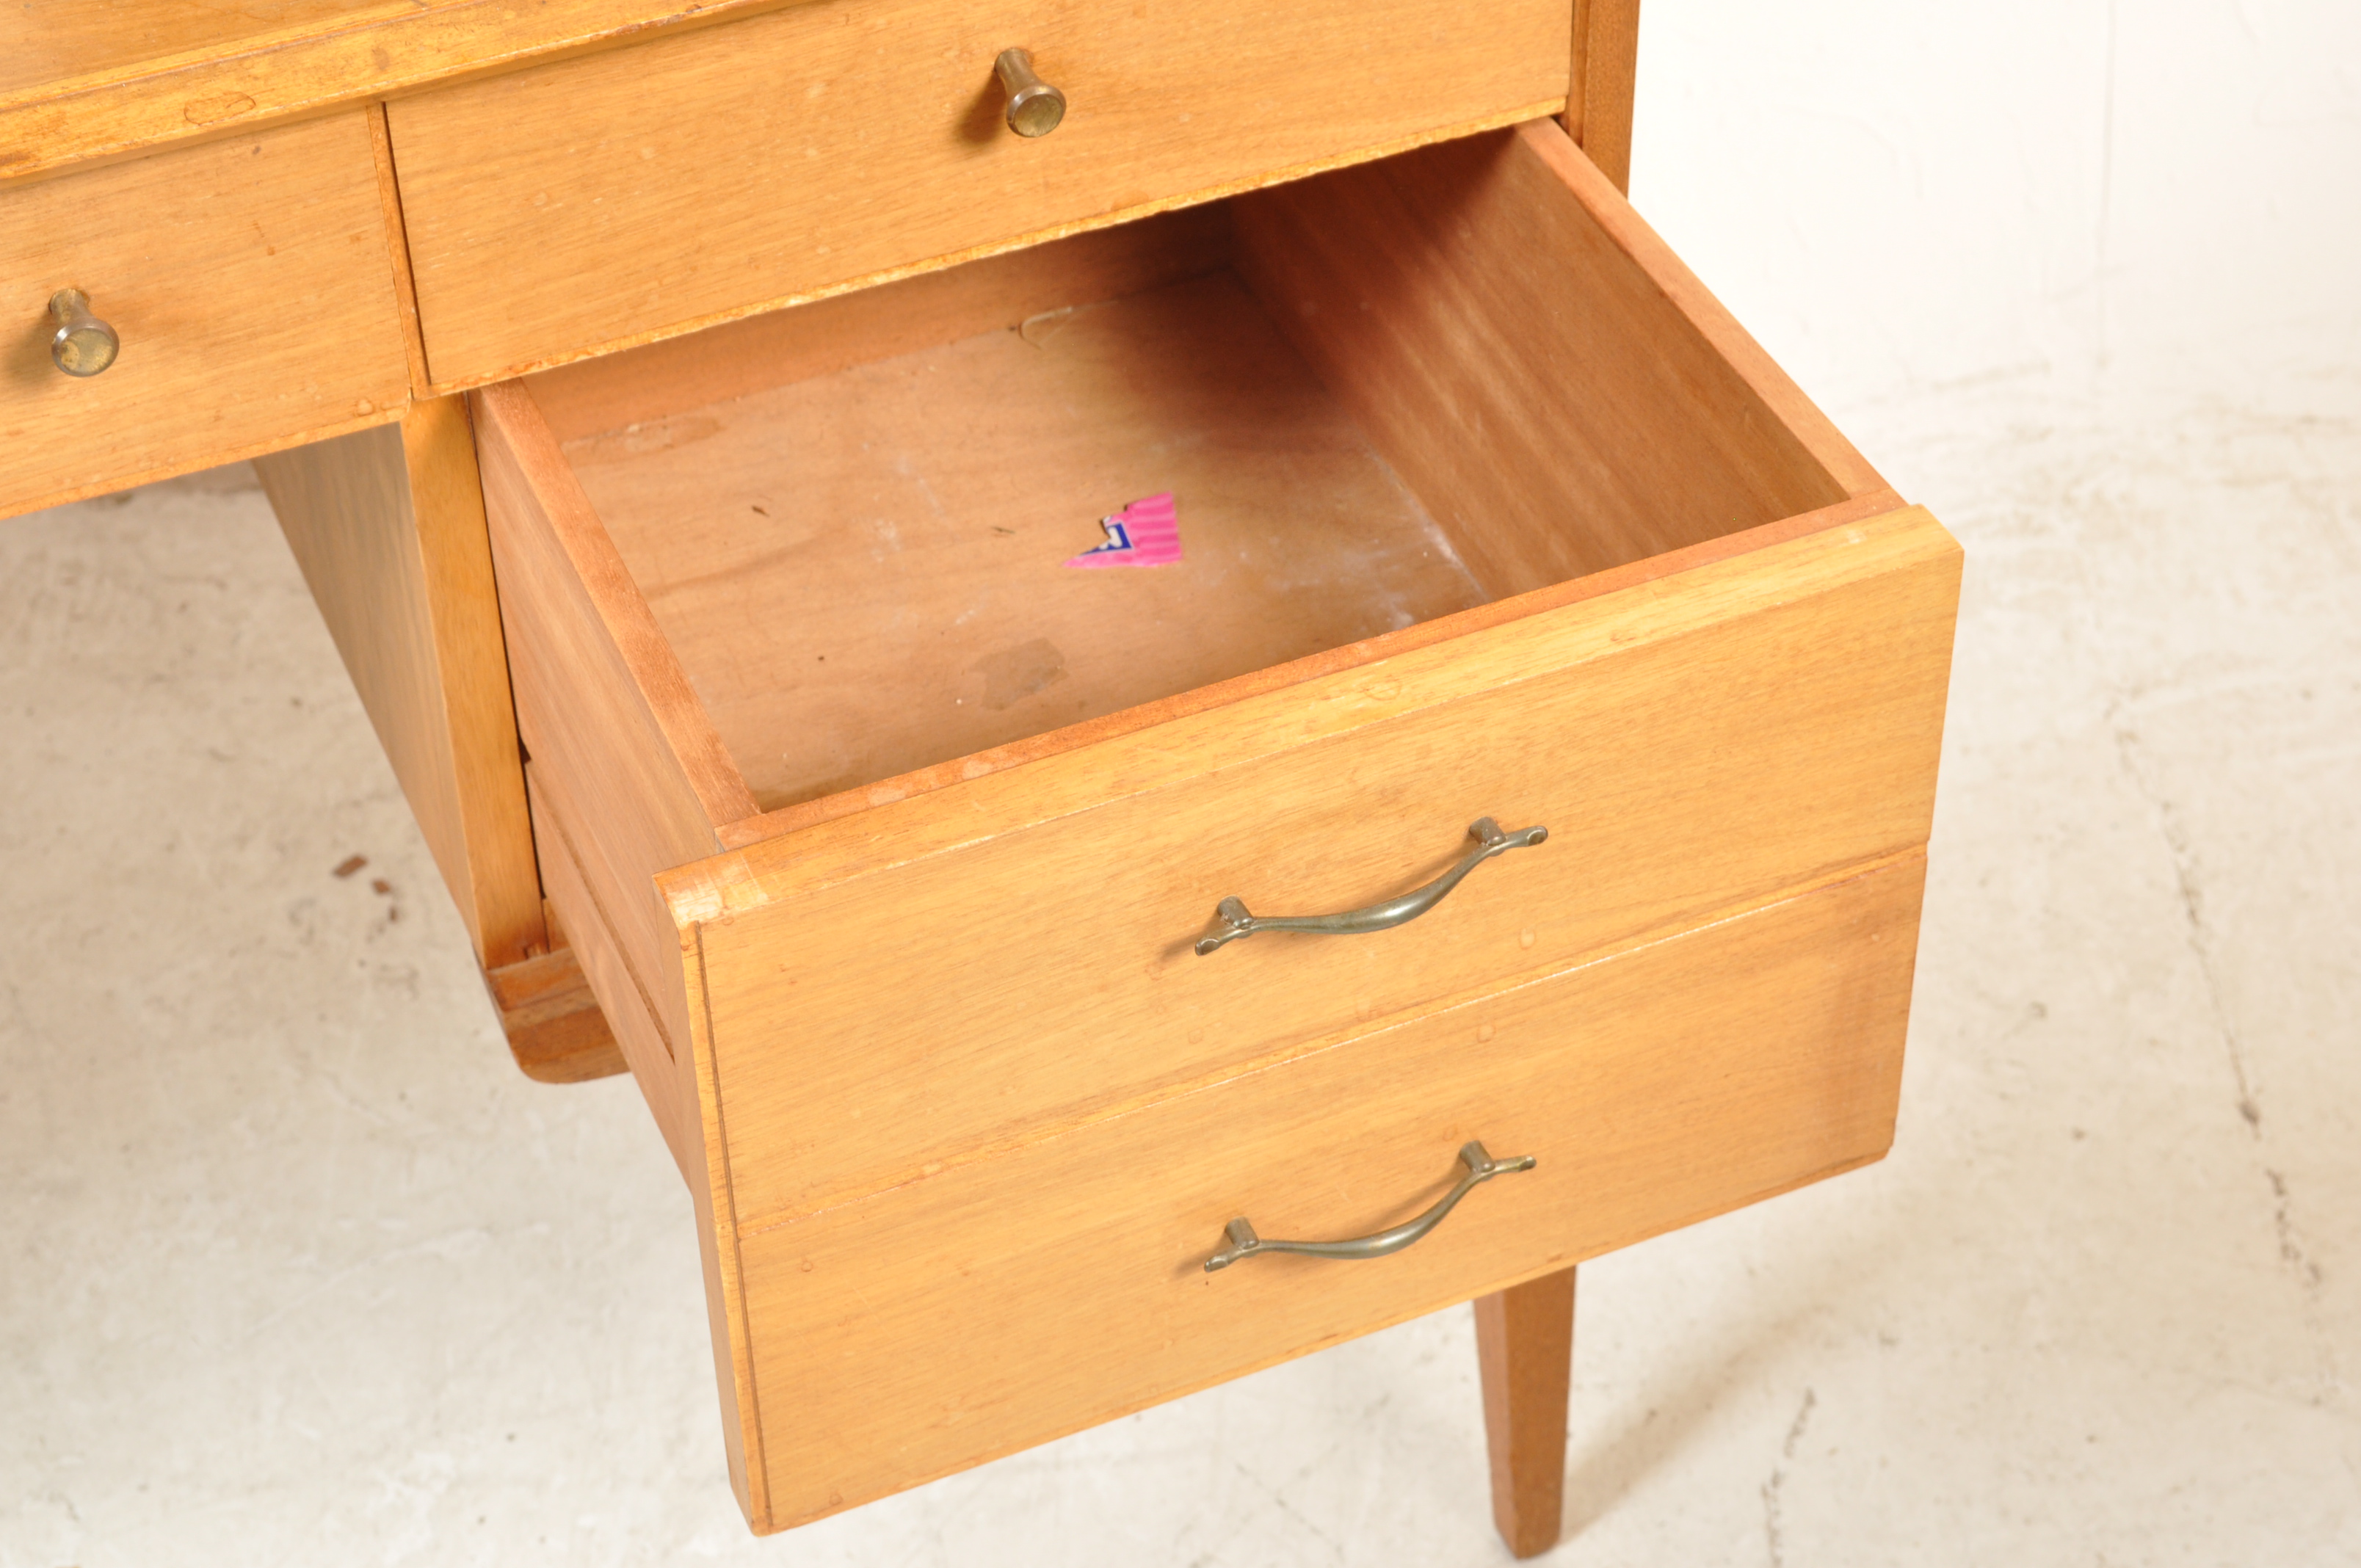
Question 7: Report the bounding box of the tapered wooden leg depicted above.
[1475,1266,1575,1558]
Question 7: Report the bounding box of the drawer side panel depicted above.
[1235,123,1870,598]
[474,380,753,1173]
[529,766,701,1177]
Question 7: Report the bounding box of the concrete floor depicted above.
[4,367,2355,1565]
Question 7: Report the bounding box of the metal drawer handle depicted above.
[48,288,119,377]
[995,48,1066,137]
[1194,817,1547,956]
[1203,1141,1536,1272]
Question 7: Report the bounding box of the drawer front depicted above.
[671,506,1960,1224]
[718,852,1923,1530]
[386,0,1571,388]
[0,112,409,518]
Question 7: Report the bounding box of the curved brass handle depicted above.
[995,48,1067,137]
[1195,817,1547,956]
[1203,1141,1536,1272]
[49,288,119,377]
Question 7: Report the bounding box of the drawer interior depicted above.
[534,224,1490,810]
[518,123,1882,819]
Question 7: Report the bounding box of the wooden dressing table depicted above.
[1,4,1957,1553]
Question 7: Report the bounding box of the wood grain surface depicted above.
[386,0,1570,388]
[1477,1267,1576,1557]
[536,121,1886,823]
[1511,120,1884,498]
[578,122,1894,846]
[1,0,386,99]
[443,107,1954,1539]
[1236,122,1863,599]
[483,942,627,1084]
[473,377,756,1177]
[1567,0,1643,191]
[473,381,758,832]
[365,102,433,400]
[0,110,407,518]
[565,267,1489,810]
[672,504,1958,1226]
[528,205,1236,445]
[469,117,1957,1228]
[526,766,701,1172]
[0,0,830,184]
[254,396,544,968]
[0,1,1651,208]
[711,852,1924,1529]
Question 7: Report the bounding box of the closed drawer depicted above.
[736,852,1923,1528]
[385,0,1571,388]
[467,122,1959,1528]
[0,111,410,518]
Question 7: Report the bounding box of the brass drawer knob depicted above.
[48,288,119,377]
[995,48,1066,138]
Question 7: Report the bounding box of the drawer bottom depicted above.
[725,852,1923,1528]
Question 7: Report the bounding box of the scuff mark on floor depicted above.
[1760,1387,1817,1568]
[2108,712,2263,1133]
[2265,1169,2325,1292]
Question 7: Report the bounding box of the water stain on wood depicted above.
[971,639,1067,711]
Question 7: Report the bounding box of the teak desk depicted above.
[1,4,1958,1553]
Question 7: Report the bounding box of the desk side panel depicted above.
[255,397,545,969]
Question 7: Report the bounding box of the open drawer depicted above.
[469,120,1959,1529]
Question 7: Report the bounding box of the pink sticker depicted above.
[1063,492,1181,568]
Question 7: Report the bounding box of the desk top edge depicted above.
[0,0,814,184]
